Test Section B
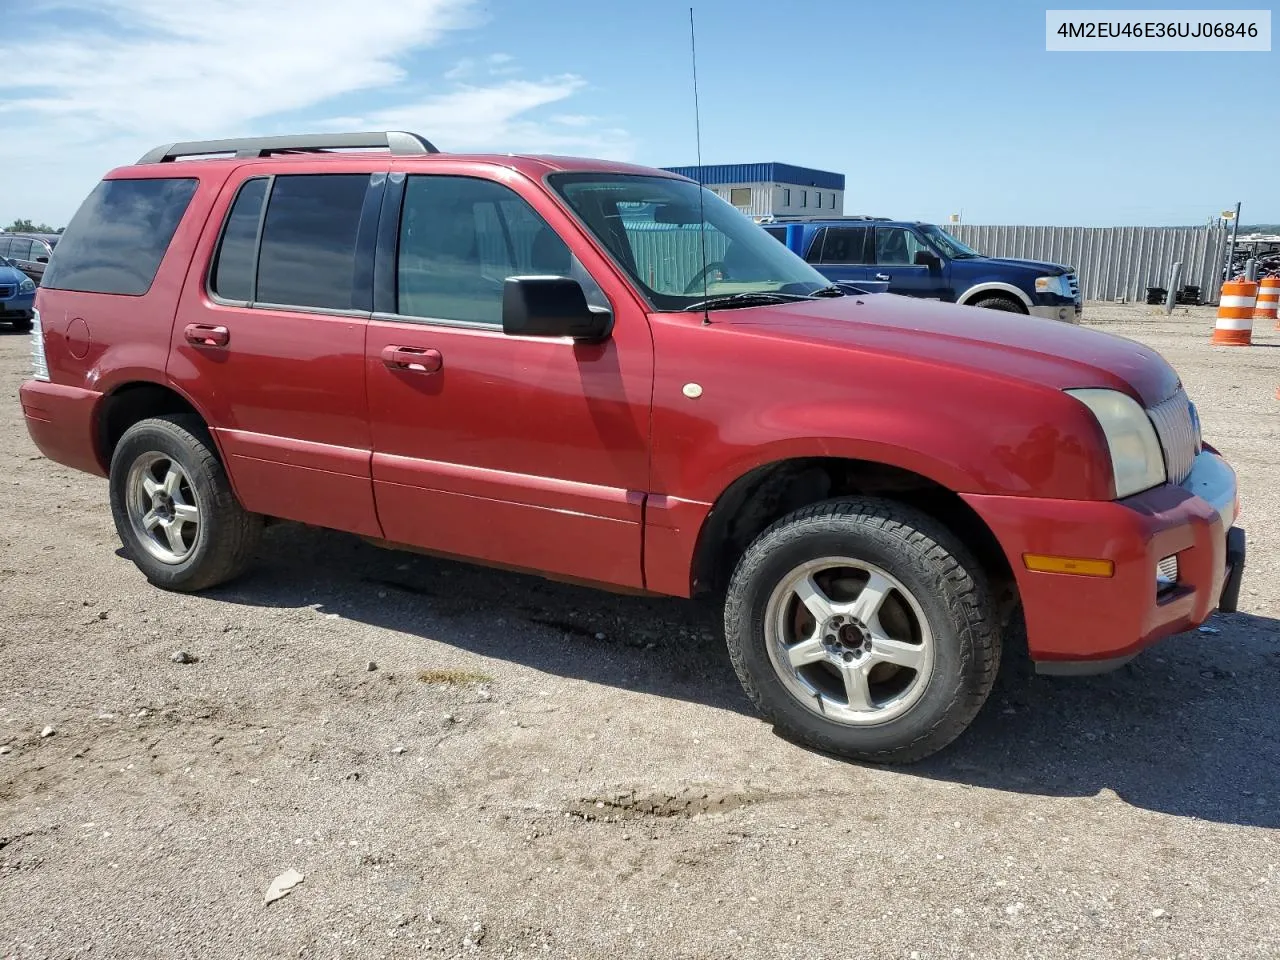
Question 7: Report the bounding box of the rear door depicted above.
[28,239,53,283]
[365,167,653,588]
[6,238,36,281]
[808,225,871,286]
[169,162,387,536]
[872,226,949,299]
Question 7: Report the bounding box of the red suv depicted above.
[20,132,1246,762]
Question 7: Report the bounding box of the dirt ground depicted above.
[2,302,1278,960]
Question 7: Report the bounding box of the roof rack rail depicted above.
[136,131,440,164]
[759,214,892,224]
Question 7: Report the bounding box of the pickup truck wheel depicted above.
[724,498,1000,763]
[970,295,1025,314]
[109,415,262,592]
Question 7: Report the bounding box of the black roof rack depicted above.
[136,131,440,164]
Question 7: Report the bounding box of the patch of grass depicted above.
[417,668,493,686]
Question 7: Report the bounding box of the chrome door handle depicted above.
[874,273,891,281]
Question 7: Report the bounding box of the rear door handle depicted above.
[184,323,230,347]
[381,345,442,374]
[874,273,891,281]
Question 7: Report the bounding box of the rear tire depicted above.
[970,296,1025,314]
[724,498,1000,763]
[109,415,262,591]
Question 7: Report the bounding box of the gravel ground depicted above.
[2,303,1278,960]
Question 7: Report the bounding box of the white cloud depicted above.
[0,0,632,225]
[351,79,634,158]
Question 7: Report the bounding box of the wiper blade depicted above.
[681,292,814,312]
[808,284,847,298]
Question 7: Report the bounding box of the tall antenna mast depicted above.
[690,7,710,323]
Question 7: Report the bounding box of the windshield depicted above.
[919,224,981,259]
[549,174,833,310]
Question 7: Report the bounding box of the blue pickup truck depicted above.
[761,216,1082,323]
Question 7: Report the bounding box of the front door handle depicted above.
[184,323,230,347]
[874,273,891,281]
[381,345,443,374]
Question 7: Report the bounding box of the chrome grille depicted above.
[1147,389,1199,485]
[1066,272,1080,303]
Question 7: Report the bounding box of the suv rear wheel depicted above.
[724,498,1000,763]
[109,415,262,591]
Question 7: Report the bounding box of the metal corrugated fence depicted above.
[944,224,1229,303]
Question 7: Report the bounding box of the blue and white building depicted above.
[660,162,845,219]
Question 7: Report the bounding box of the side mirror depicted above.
[914,250,941,269]
[502,277,611,340]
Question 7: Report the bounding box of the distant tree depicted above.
[4,219,62,234]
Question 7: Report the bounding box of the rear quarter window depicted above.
[43,178,198,296]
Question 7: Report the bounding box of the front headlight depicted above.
[1034,274,1070,297]
[1067,388,1166,499]
[19,277,36,294]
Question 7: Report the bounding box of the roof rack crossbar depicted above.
[136,131,440,164]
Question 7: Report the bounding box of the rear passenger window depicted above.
[255,174,371,311]
[8,239,32,261]
[42,178,197,295]
[210,178,269,302]
[817,226,869,264]
[0,238,9,256]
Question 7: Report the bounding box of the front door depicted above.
[170,164,387,536]
[365,170,653,589]
[872,226,950,299]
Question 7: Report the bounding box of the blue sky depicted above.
[3,0,1275,226]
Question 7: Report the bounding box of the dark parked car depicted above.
[761,217,1082,323]
[0,256,37,330]
[0,233,60,284]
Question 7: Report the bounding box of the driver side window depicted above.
[875,227,930,266]
[397,176,605,325]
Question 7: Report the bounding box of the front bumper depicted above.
[0,296,35,319]
[1029,300,1083,323]
[962,451,1243,671]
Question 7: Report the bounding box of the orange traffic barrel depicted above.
[1253,275,1280,329]
[1212,279,1256,346]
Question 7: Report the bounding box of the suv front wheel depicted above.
[109,415,262,591]
[724,498,1001,763]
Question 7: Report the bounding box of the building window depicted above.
[783,188,791,206]
[815,192,822,209]
[801,191,807,208]
[729,187,752,208]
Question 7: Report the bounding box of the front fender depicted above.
[955,281,1033,309]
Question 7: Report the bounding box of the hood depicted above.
[0,263,27,284]
[965,256,1071,275]
[718,294,1179,407]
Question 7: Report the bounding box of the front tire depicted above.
[970,295,1025,314]
[724,498,1000,763]
[109,415,262,591]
